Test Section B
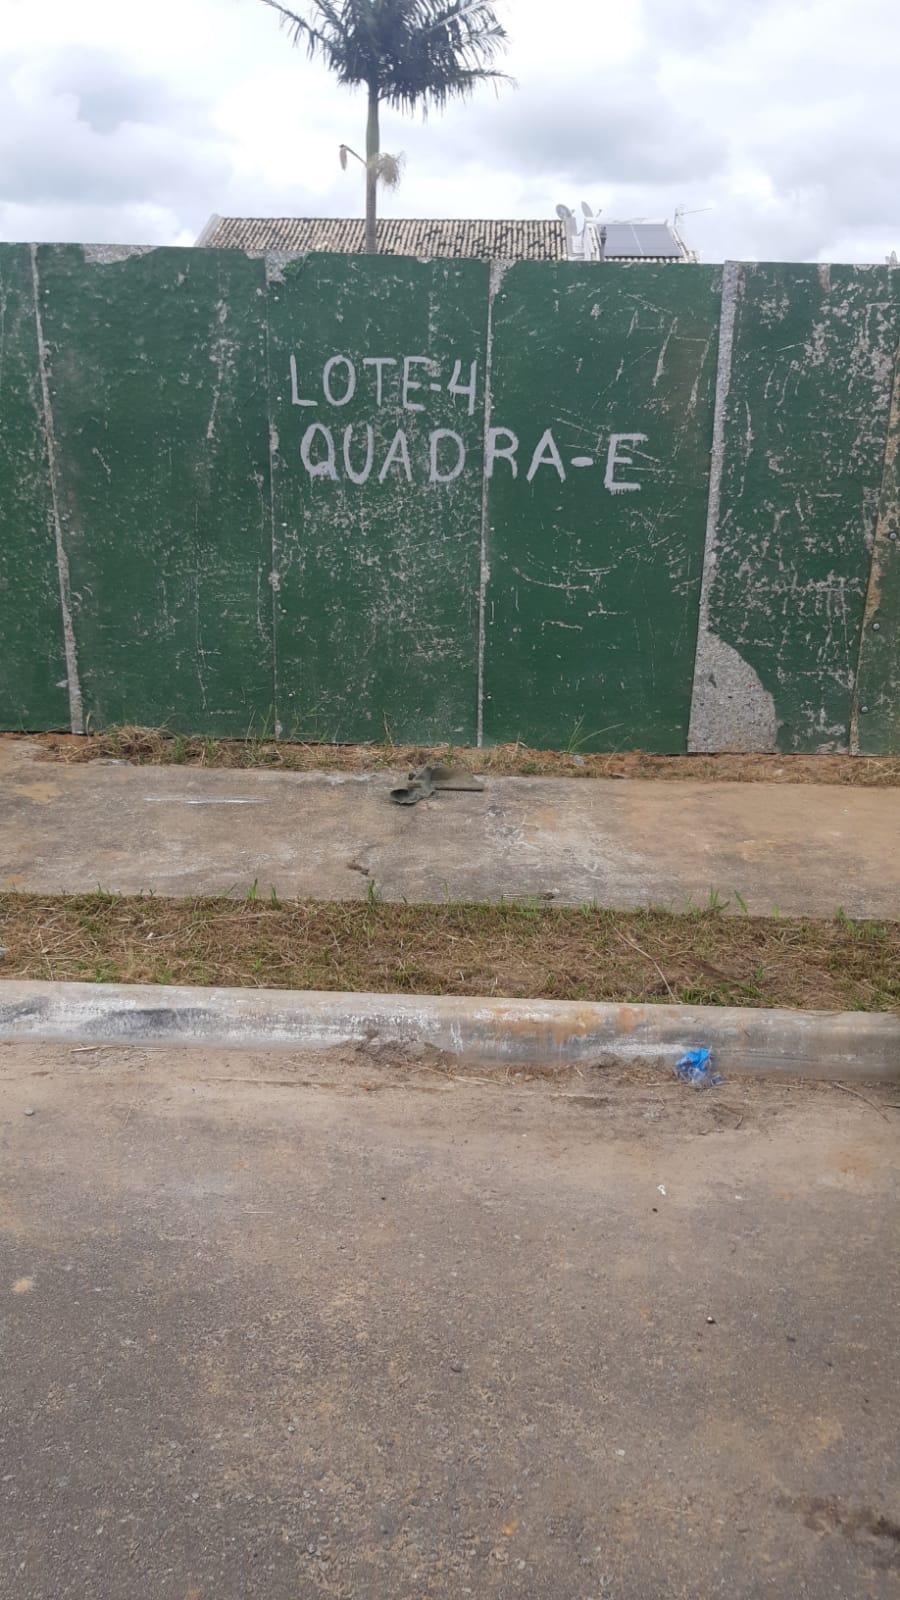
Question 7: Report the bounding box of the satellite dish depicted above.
[556,203,573,220]
[581,201,595,219]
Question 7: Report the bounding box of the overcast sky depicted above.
[1,0,897,262]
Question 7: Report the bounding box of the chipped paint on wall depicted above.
[689,634,778,753]
[80,245,157,266]
[690,261,900,754]
[32,244,274,735]
[688,261,768,752]
[29,245,84,733]
[852,325,900,753]
[481,261,724,753]
[475,262,509,745]
[0,245,71,731]
[266,253,489,745]
[0,245,897,753]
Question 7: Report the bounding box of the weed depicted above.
[89,960,121,983]
[3,892,897,1016]
[735,964,766,1000]
[678,984,726,1005]
[563,717,625,754]
[39,728,900,788]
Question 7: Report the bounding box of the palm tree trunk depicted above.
[365,85,379,255]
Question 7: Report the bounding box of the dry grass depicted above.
[2,893,897,1012]
[23,727,900,786]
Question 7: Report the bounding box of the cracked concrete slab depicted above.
[1,738,898,917]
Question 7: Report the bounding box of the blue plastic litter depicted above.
[674,1047,724,1088]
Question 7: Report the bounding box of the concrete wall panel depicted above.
[0,246,897,753]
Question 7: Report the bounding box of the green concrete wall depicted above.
[1,244,897,752]
[483,262,721,752]
[689,263,900,754]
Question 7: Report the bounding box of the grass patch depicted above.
[21,726,900,786]
[2,893,898,1012]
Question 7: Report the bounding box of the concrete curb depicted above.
[1,980,898,1080]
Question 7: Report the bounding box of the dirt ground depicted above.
[1,1040,898,1599]
[22,728,900,787]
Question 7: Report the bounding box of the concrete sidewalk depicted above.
[2,737,898,917]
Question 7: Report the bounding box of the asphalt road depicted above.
[1,1039,898,1599]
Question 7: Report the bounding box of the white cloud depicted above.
[0,0,896,260]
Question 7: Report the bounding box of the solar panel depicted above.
[603,222,681,258]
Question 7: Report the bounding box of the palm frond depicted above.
[374,151,405,188]
[260,0,511,114]
[259,0,361,80]
[384,68,508,114]
[380,0,512,110]
[418,0,508,53]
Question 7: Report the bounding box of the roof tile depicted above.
[197,215,685,263]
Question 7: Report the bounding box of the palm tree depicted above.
[260,0,510,254]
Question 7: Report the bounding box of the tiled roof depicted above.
[197,215,566,259]
[196,215,686,262]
